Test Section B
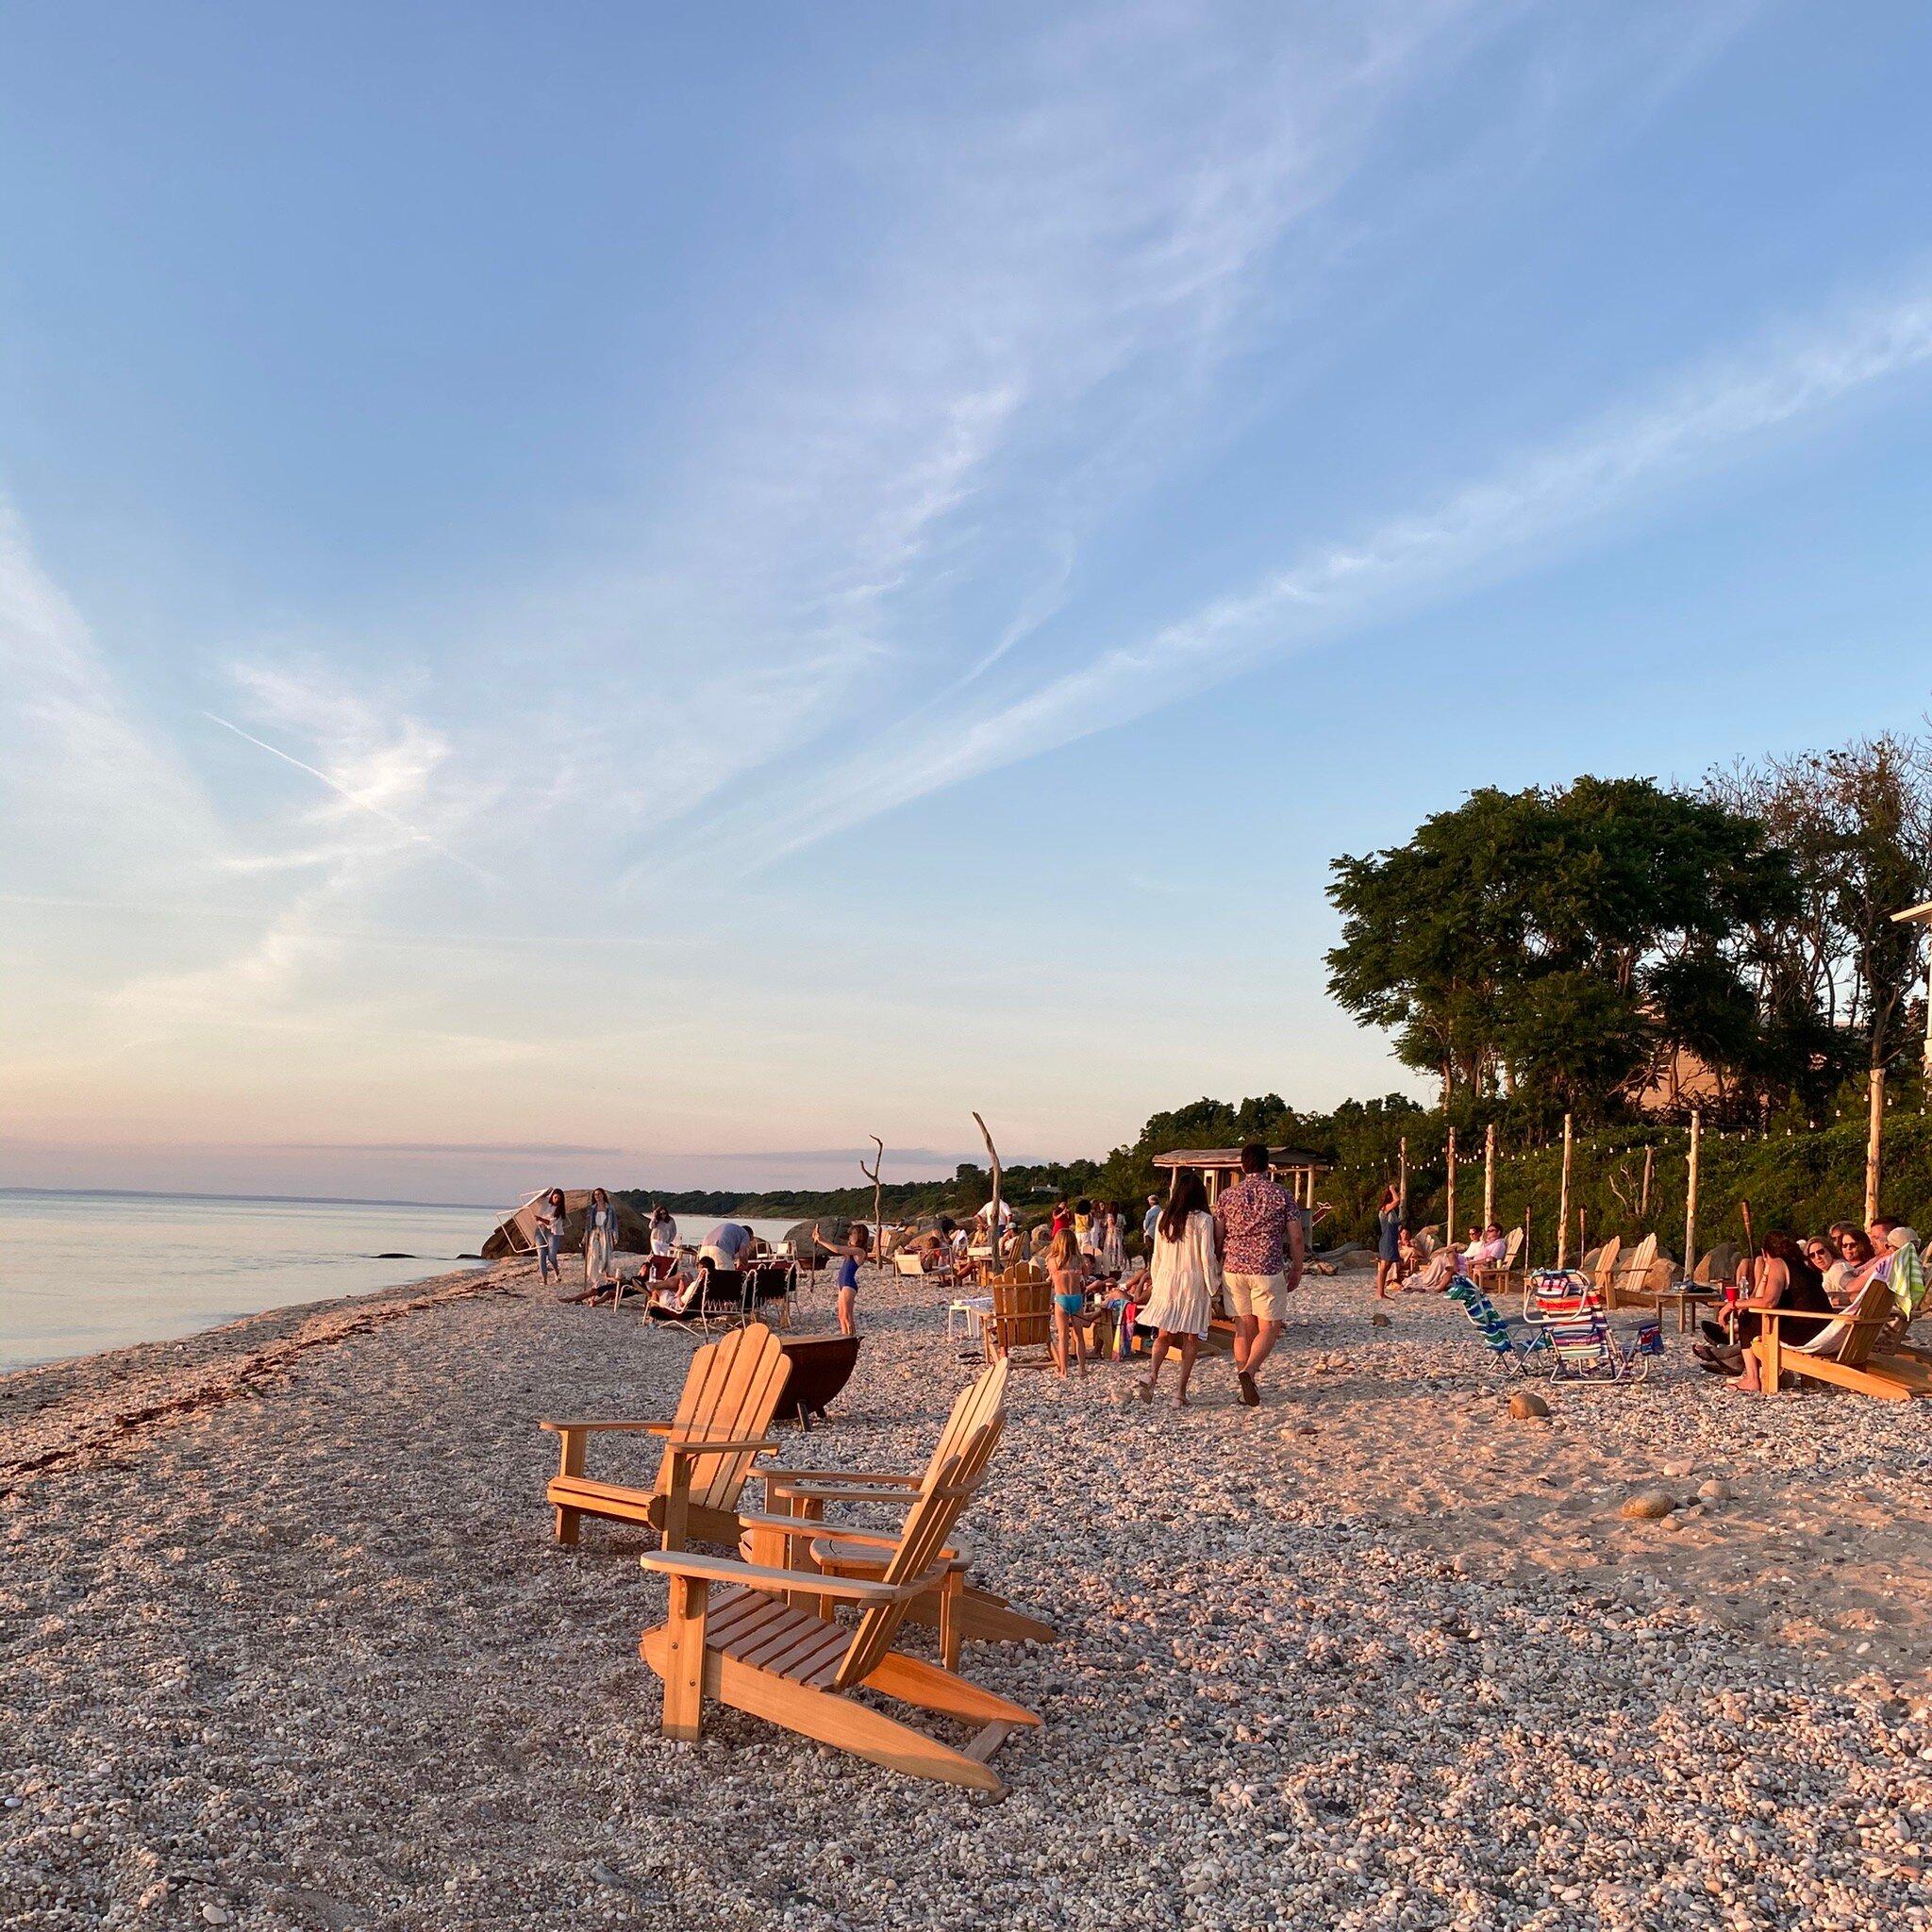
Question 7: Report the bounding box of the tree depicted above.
[1327,775,1804,1122]
[1706,731,1932,1077]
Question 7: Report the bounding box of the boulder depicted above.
[1620,1490,1678,1521]
[1369,1310,1392,1328]
[1507,1391,1550,1421]
[1697,1476,1732,1504]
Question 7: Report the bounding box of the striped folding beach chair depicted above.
[1524,1269,1663,1384]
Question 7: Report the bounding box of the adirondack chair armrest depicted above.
[760,1467,921,1487]
[638,1549,915,1603]
[661,1434,782,1457]
[808,1528,964,1563]
[761,1479,922,1508]
[1756,1307,1891,1330]
[734,1512,961,1563]
[538,1418,668,1434]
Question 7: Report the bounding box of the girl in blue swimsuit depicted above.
[811,1222,872,1338]
[1044,1224,1091,1380]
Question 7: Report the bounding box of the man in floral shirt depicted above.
[1213,1143,1303,1407]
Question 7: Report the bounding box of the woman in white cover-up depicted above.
[1137,1169,1222,1407]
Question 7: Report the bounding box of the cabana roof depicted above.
[1152,1145,1330,1173]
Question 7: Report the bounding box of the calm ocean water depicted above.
[0,1191,803,1372]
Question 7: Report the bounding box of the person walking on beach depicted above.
[649,1206,676,1257]
[811,1222,870,1338]
[1136,1171,1220,1407]
[1374,1184,1403,1300]
[1214,1143,1300,1407]
[534,1187,566,1285]
[583,1187,621,1299]
[1143,1193,1161,1249]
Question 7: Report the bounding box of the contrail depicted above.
[204,712,498,884]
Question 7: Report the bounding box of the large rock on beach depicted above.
[1620,1489,1678,1521]
[1507,1390,1550,1421]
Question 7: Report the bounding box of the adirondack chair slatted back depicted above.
[1501,1227,1524,1269]
[1589,1237,1623,1291]
[1610,1234,1658,1304]
[1809,1274,1894,1367]
[989,1277,1052,1354]
[836,1420,1003,1690]
[654,1323,791,1510]
[928,1357,1009,1475]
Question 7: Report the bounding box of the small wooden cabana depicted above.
[1152,1146,1330,1209]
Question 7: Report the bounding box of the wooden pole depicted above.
[1865,1068,1885,1226]
[972,1111,1003,1277]
[1641,1143,1654,1222]
[1445,1126,1457,1251]
[1482,1122,1495,1231]
[1557,1112,1574,1271]
[1398,1136,1408,1225]
[859,1137,884,1263]
[1683,1108,1700,1282]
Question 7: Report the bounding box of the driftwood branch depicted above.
[860,1136,884,1261]
[972,1111,1002,1270]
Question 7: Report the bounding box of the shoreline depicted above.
[5,1265,1930,1929]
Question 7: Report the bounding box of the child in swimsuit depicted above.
[811,1222,871,1338]
[1044,1224,1090,1380]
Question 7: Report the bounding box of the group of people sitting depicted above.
[1693,1212,1924,1391]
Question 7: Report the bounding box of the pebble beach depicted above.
[3,1260,1929,1932]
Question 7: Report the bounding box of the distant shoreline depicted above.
[0,1183,505,1212]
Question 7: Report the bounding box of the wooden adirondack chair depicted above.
[1586,1236,1622,1294]
[1605,1234,1658,1310]
[982,1274,1055,1367]
[637,1422,1038,1793]
[541,1322,791,1549]
[753,1358,1055,1663]
[1753,1275,1932,1401]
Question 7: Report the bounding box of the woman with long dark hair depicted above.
[534,1187,566,1285]
[1695,1229,1834,1390]
[1135,1171,1221,1407]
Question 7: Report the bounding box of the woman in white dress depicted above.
[1136,1170,1221,1407]
[1097,1200,1126,1277]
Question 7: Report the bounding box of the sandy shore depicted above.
[3,1262,1929,1931]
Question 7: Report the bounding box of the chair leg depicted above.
[861,1650,1039,1730]
[554,1504,582,1546]
[710,1655,1005,1793]
[660,1576,708,1741]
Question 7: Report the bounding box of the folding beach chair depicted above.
[1523,1269,1662,1384]
[1445,1274,1547,1375]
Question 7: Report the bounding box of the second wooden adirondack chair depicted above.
[540,1322,791,1549]
[1753,1274,1932,1401]
[1605,1234,1658,1310]
[753,1357,1055,1663]
[983,1273,1055,1368]
[637,1421,1038,1793]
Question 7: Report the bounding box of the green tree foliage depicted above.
[1326,775,1804,1122]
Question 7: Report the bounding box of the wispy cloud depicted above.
[715,274,1932,861]
[205,710,496,883]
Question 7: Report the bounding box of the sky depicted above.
[4,1,1932,1205]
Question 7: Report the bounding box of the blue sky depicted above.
[4,1,1932,1203]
